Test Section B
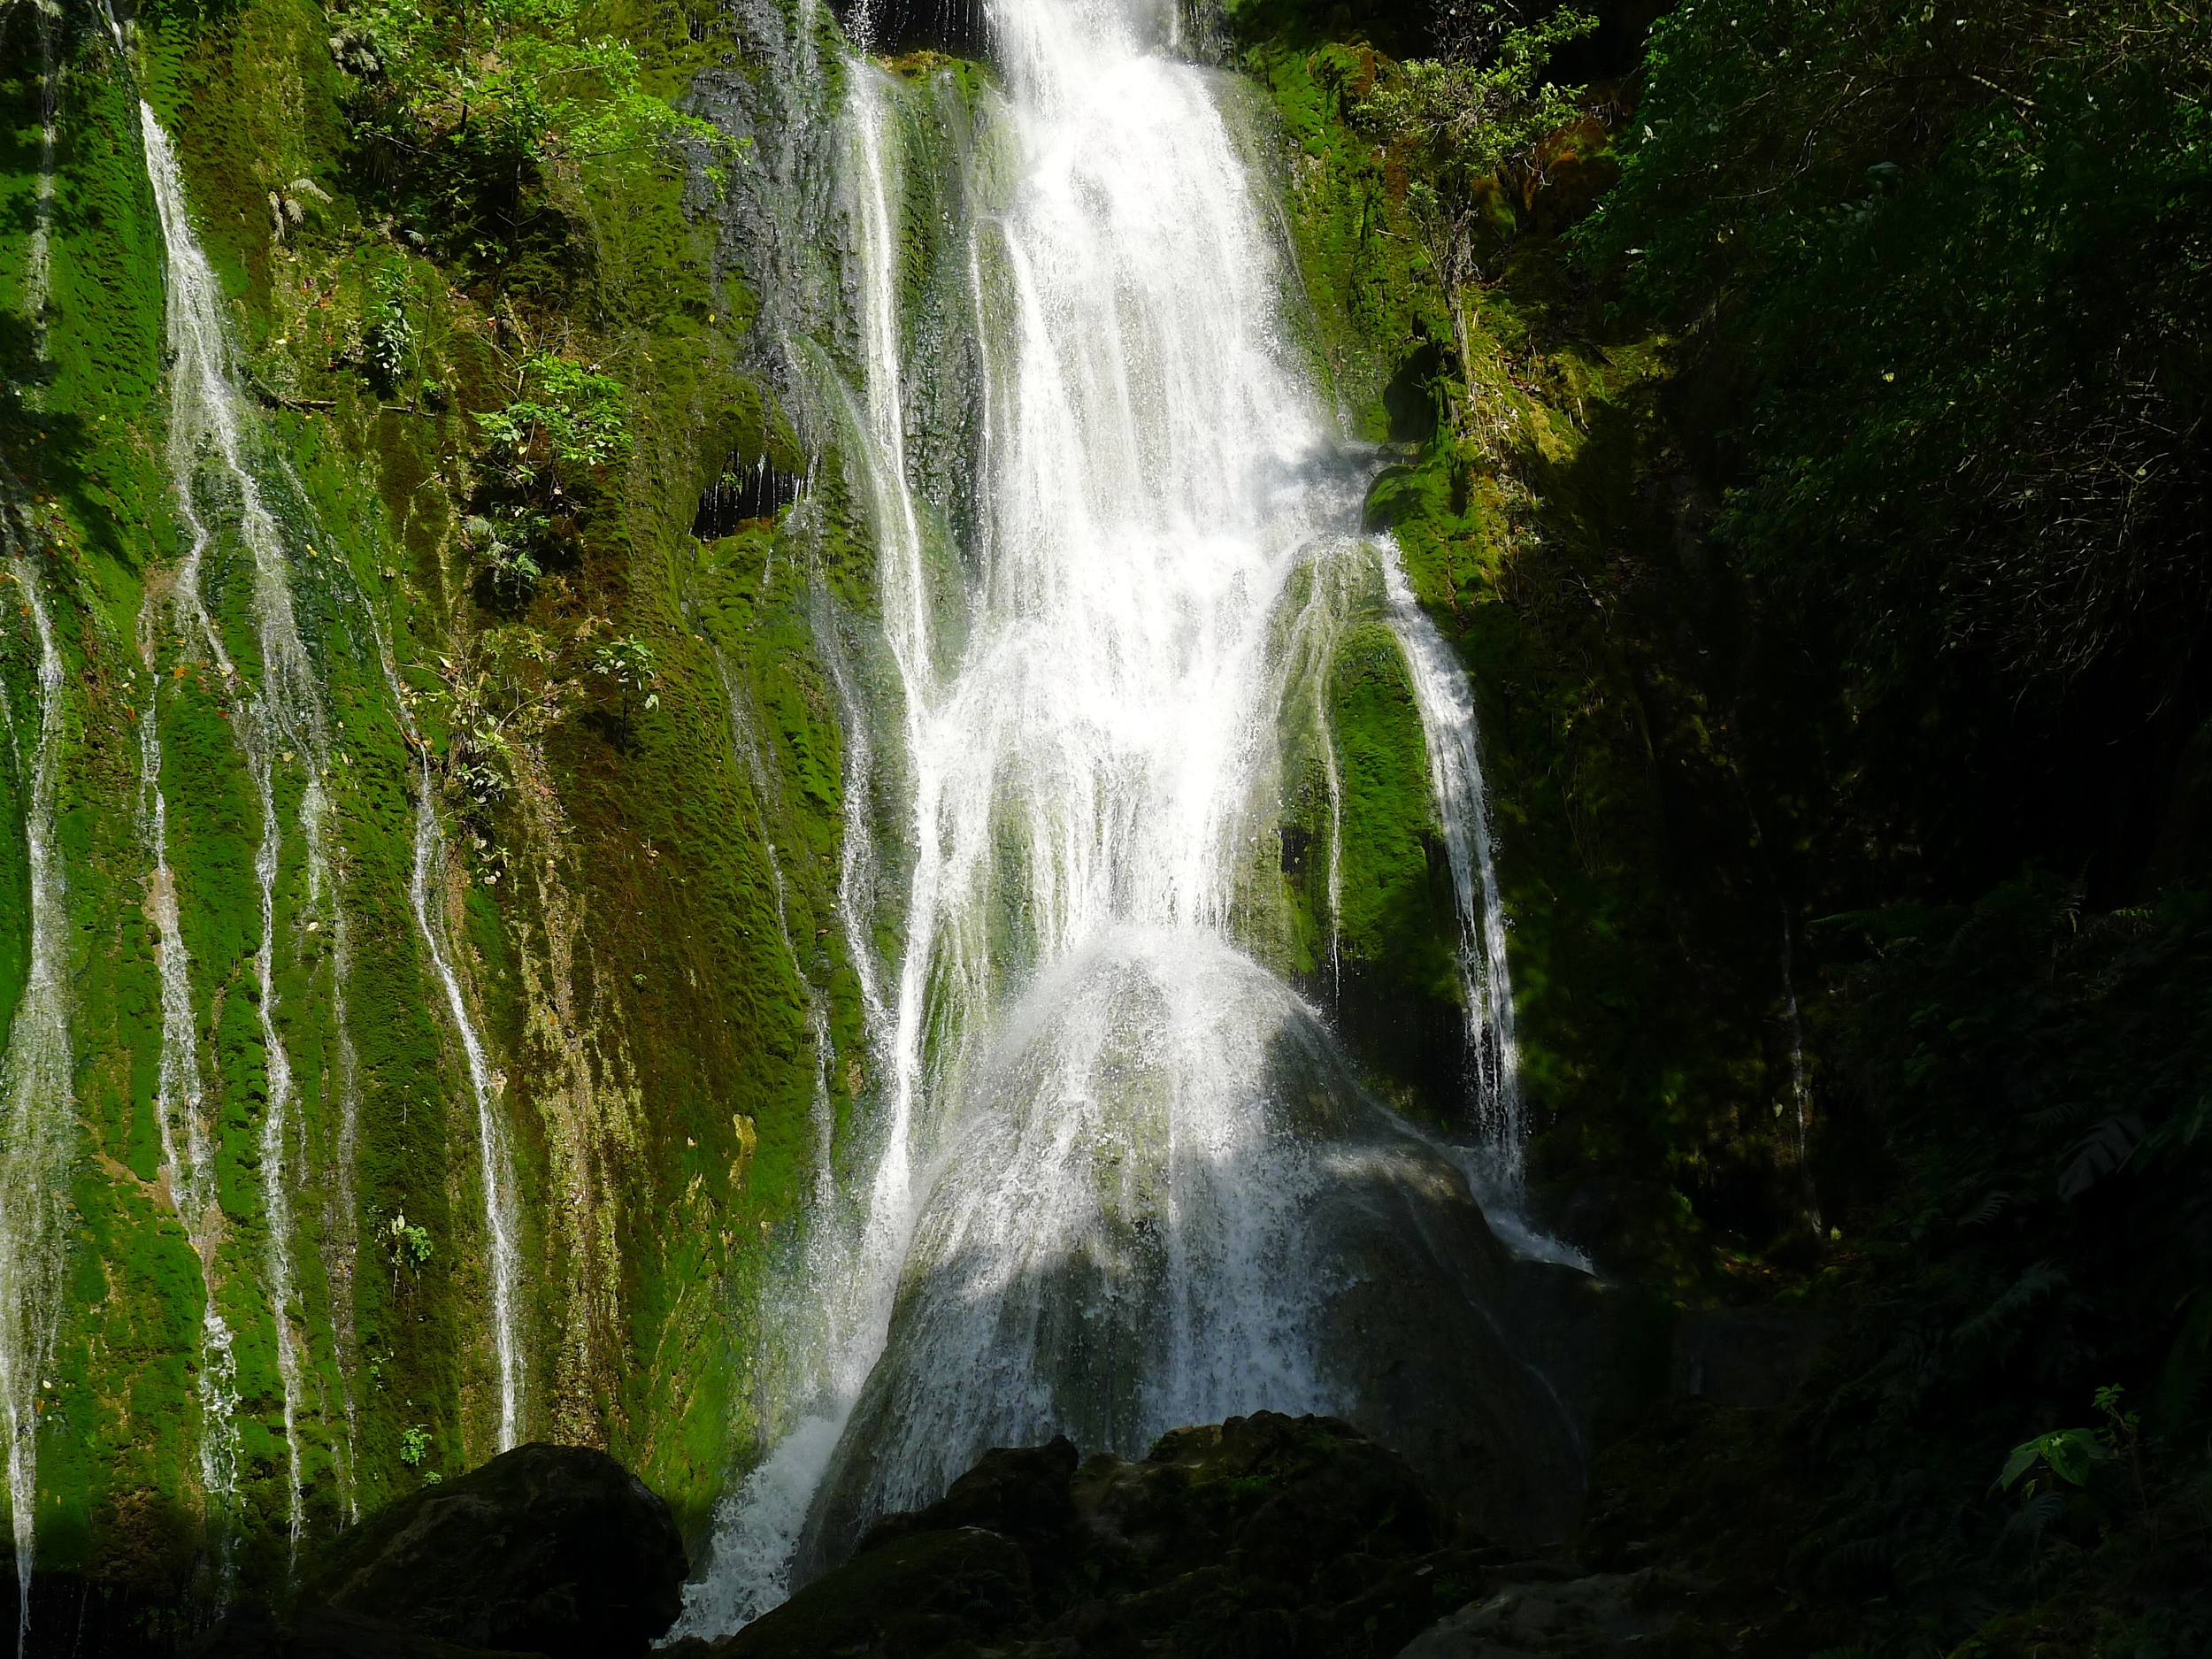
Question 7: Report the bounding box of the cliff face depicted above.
[0,0,1741,1607]
[0,0,872,1605]
[0,0,2085,1635]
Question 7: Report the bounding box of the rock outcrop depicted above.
[188,1444,687,1659]
[673,1412,1697,1659]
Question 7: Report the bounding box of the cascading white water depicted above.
[681,0,1562,1625]
[1380,551,1523,1187]
[0,545,73,1659]
[803,0,1381,1525]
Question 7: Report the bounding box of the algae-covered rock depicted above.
[288,1444,687,1658]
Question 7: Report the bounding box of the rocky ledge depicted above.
[188,1442,687,1658]
[184,1419,1699,1658]
[679,1411,1695,1659]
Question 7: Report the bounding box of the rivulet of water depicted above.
[361,622,526,1455]
[134,603,246,1592]
[0,541,74,1659]
[142,101,344,1548]
[19,0,60,377]
[1380,550,1524,1190]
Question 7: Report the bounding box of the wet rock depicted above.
[183,1601,544,1658]
[1394,1568,1690,1657]
[856,1436,1081,1556]
[291,1443,686,1659]
[716,1527,1033,1658]
[703,1412,1518,1658]
[1072,1411,1448,1586]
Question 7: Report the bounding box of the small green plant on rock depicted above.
[383,1211,434,1292]
[463,512,547,606]
[361,265,414,394]
[1355,4,1597,301]
[589,633,659,742]
[478,352,631,498]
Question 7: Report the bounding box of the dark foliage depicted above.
[1772,879,2212,1653]
[1576,0,2212,899]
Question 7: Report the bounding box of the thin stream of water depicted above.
[142,91,518,1524]
[134,607,246,1591]
[363,625,526,1453]
[0,545,73,1659]
[142,101,339,1548]
[21,0,58,371]
[1379,550,1524,1191]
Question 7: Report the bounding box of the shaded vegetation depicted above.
[1244,0,2212,1652]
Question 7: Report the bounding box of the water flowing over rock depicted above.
[797,933,1580,1570]
[2,0,1578,1631]
[0,527,73,1659]
[135,92,524,1513]
[680,0,1568,1624]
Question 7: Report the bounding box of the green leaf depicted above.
[1997,1426,2104,1492]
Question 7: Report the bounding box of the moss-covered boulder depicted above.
[287,1443,686,1658]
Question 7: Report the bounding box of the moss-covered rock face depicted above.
[0,0,875,1612]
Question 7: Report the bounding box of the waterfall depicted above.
[0,541,73,1659]
[1379,552,1524,1191]
[681,0,1572,1625]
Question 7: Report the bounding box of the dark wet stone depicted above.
[294,1443,687,1659]
[856,1435,1081,1557]
[718,1527,1033,1658]
[699,1412,1518,1658]
[183,1601,544,1658]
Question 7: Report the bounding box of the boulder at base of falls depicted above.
[187,1444,687,1659]
[180,1601,549,1659]
[1394,1571,1690,1657]
[673,1411,1704,1659]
